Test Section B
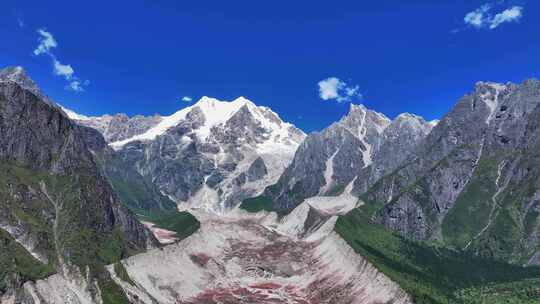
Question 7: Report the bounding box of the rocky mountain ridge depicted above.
[61,108,163,143]
[0,66,156,303]
[364,80,540,264]
[265,103,437,213]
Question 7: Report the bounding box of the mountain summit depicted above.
[67,96,306,213]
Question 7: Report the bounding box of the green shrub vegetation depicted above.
[0,161,135,302]
[0,229,55,293]
[239,195,274,213]
[137,210,200,241]
[98,274,131,304]
[336,207,540,304]
[442,157,499,249]
[113,262,135,286]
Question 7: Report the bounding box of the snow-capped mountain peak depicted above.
[109,96,303,149]
[65,95,306,212]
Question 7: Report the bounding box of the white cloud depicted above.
[33,28,89,92]
[53,59,74,80]
[66,80,89,92]
[318,77,362,103]
[464,3,523,30]
[490,6,523,29]
[33,29,57,55]
[17,17,24,28]
[318,77,342,100]
[182,96,193,102]
[464,4,491,28]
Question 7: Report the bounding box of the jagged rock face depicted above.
[0,80,94,174]
[209,105,268,146]
[266,104,435,213]
[83,97,306,212]
[366,114,435,183]
[0,67,155,302]
[267,122,369,212]
[352,113,437,195]
[0,66,51,104]
[365,80,540,263]
[59,110,176,213]
[246,157,268,182]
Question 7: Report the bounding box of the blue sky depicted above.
[1,0,539,132]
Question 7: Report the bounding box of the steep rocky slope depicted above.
[362,80,540,264]
[265,103,435,213]
[78,125,177,213]
[0,67,155,303]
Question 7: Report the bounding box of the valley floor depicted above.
[107,196,411,304]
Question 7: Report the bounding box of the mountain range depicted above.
[0,66,539,304]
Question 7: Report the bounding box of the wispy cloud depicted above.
[463,3,523,30]
[489,6,523,29]
[53,59,74,79]
[34,29,57,55]
[464,4,491,28]
[318,77,362,103]
[181,96,193,102]
[66,80,89,92]
[33,28,88,92]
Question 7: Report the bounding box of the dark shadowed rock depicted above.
[246,157,268,181]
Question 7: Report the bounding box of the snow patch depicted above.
[59,106,91,121]
[478,82,506,124]
[319,149,339,194]
[428,119,440,127]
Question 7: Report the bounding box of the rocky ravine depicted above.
[107,188,412,304]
